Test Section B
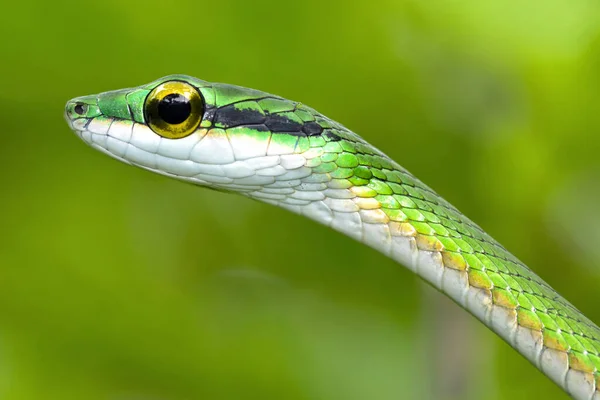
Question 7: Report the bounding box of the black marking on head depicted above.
[202,105,217,125]
[302,121,323,136]
[265,114,303,133]
[324,130,341,141]
[215,104,266,127]
[212,106,328,137]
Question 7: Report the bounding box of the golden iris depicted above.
[144,81,204,139]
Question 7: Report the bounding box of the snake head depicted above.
[64,75,356,198]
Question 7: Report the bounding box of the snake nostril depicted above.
[73,102,87,115]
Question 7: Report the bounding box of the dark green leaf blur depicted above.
[1,0,599,399]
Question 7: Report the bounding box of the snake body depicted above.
[64,75,600,399]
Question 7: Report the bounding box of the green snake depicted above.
[64,75,600,399]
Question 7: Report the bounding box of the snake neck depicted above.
[240,142,600,399]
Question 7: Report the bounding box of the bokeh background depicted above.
[1,0,600,399]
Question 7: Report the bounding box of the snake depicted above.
[64,75,600,399]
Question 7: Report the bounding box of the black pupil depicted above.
[157,94,191,124]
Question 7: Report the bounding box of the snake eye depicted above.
[144,81,204,139]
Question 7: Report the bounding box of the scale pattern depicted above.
[64,75,600,399]
[291,121,600,399]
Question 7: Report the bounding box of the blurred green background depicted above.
[1,0,600,399]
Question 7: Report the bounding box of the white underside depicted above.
[69,116,598,399]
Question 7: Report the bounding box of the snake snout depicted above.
[65,100,88,121]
